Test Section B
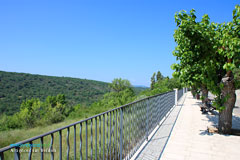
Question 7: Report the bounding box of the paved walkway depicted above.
[135,93,187,160]
[161,92,240,160]
[136,92,240,160]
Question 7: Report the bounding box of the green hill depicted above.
[0,71,110,115]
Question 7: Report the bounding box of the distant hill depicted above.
[133,85,149,88]
[0,71,110,115]
[132,86,149,95]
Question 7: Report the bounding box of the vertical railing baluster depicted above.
[136,103,139,148]
[135,104,138,152]
[146,98,149,141]
[67,127,70,160]
[138,103,141,147]
[86,121,88,160]
[103,114,105,160]
[133,104,135,156]
[139,102,141,142]
[129,106,132,158]
[109,112,112,160]
[131,105,134,155]
[102,115,104,160]
[118,109,121,159]
[123,107,126,158]
[130,105,133,157]
[59,130,62,160]
[0,152,4,160]
[120,108,123,160]
[118,109,120,159]
[80,123,82,160]
[91,119,93,160]
[50,134,54,160]
[106,113,108,160]
[150,98,153,132]
[125,108,128,160]
[14,146,20,160]
[141,101,145,143]
[99,117,101,160]
[159,96,163,121]
[154,97,157,127]
[74,125,76,160]
[28,141,33,160]
[158,96,160,121]
[163,94,167,116]
[115,110,118,160]
[157,96,161,123]
[133,104,135,154]
[95,118,97,160]
[40,137,44,160]
[137,103,140,148]
[112,111,115,160]
[155,97,158,124]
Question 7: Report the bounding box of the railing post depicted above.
[146,98,149,141]
[175,89,178,106]
[14,147,20,160]
[0,152,4,160]
[120,108,123,160]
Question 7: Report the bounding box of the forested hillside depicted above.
[0,71,110,115]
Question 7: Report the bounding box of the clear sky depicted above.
[0,0,238,86]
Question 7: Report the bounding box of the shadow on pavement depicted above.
[198,107,240,136]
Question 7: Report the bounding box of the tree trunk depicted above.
[201,84,208,105]
[191,86,197,98]
[218,72,236,134]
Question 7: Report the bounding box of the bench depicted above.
[200,99,216,114]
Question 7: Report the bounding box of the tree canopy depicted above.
[109,78,132,92]
[172,5,240,134]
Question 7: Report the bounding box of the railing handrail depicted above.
[0,90,175,153]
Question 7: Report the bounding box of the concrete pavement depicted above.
[160,92,240,160]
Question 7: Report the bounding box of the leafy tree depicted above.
[166,77,182,90]
[172,5,240,134]
[19,98,42,127]
[43,94,68,123]
[0,113,22,130]
[156,71,164,81]
[109,78,132,92]
[150,72,156,90]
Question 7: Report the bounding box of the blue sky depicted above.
[0,0,238,86]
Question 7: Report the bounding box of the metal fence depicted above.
[0,89,184,160]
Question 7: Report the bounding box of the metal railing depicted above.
[0,89,185,160]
